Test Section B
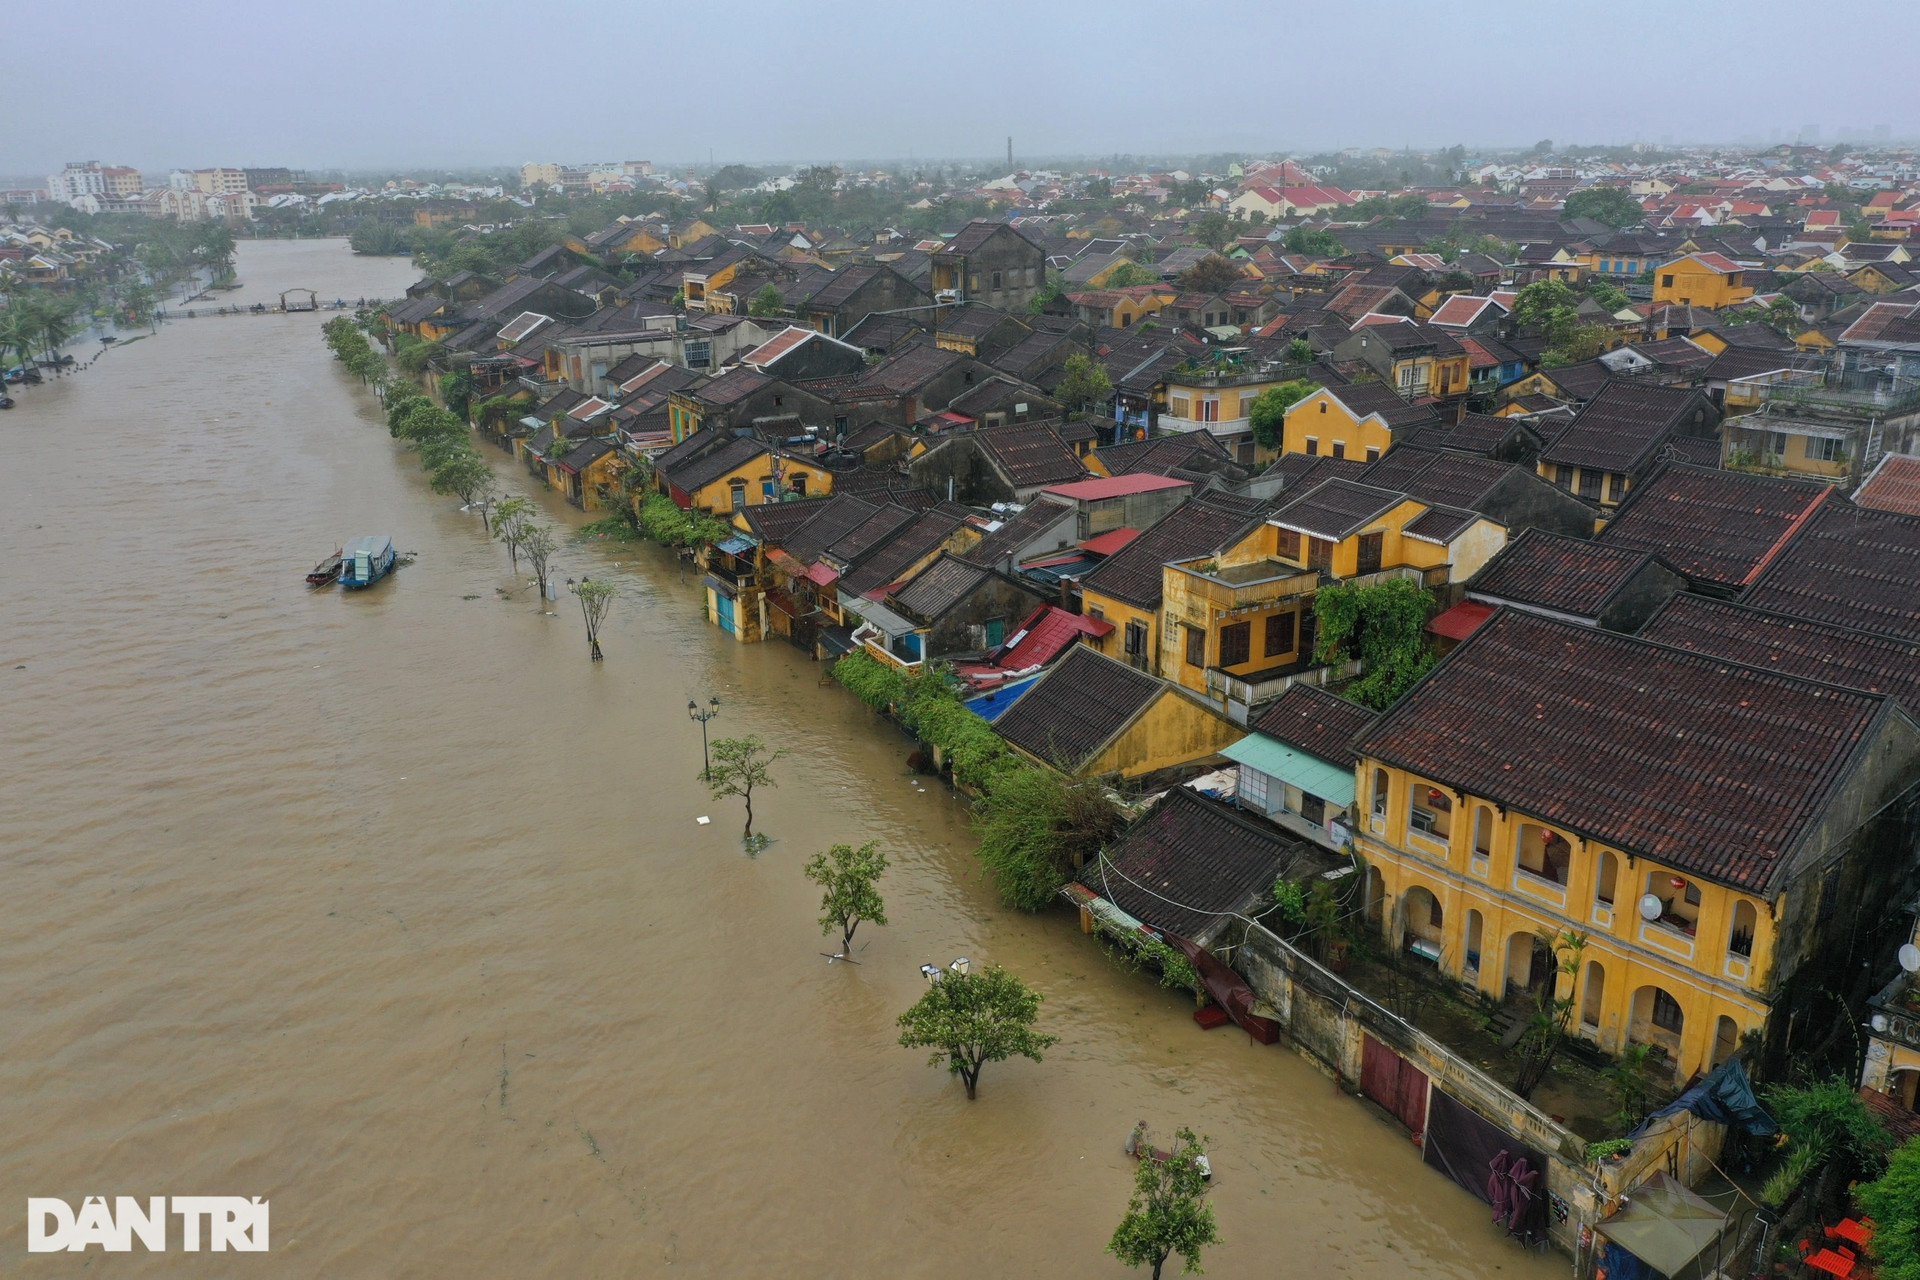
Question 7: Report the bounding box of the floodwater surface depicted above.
[0,240,1564,1277]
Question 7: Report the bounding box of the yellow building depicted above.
[992,644,1242,780]
[655,433,833,514]
[1349,608,1920,1083]
[1279,382,1440,464]
[1652,253,1754,309]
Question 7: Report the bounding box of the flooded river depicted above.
[0,240,1563,1276]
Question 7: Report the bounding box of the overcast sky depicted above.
[7,0,1918,176]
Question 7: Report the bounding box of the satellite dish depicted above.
[1900,943,1920,973]
[1639,894,1663,922]
[1873,1014,1891,1034]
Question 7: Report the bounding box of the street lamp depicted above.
[921,957,970,984]
[688,696,720,780]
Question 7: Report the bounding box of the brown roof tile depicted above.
[1598,464,1833,591]
[996,645,1164,769]
[1744,501,1920,641]
[1249,683,1376,767]
[1354,609,1886,892]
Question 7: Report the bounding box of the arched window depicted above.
[1645,871,1701,934]
[1472,807,1493,856]
[1465,910,1484,975]
[1582,960,1606,1029]
[1517,823,1571,885]
[1596,851,1619,906]
[1728,899,1757,958]
[1409,781,1452,839]
[1371,768,1389,818]
[1712,1016,1739,1069]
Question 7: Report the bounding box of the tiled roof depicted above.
[1359,448,1514,511]
[1270,479,1408,541]
[1043,473,1189,501]
[856,339,963,394]
[1743,501,1920,641]
[1429,294,1504,328]
[826,503,919,565]
[741,494,839,543]
[1598,464,1833,591]
[976,421,1088,489]
[889,554,994,621]
[996,645,1164,769]
[1540,381,1711,474]
[1080,496,1268,609]
[1855,455,1920,517]
[1404,504,1482,543]
[1354,609,1886,892]
[783,495,882,564]
[1249,683,1375,767]
[1092,787,1306,941]
[1092,432,1228,478]
[1467,529,1663,619]
[1639,594,1920,717]
[1265,453,1372,491]
[839,510,966,597]
[970,500,1075,568]
[1323,382,1441,430]
[662,435,767,493]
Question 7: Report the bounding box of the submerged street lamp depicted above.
[920,956,971,984]
[689,696,720,780]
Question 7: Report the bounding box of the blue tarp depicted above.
[963,675,1039,723]
[1634,1057,1777,1138]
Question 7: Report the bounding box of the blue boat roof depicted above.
[344,536,393,556]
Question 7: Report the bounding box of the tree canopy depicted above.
[1054,353,1113,417]
[1563,187,1645,229]
[1281,225,1345,257]
[1107,1127,1219,1279]
[1248,380,1318,450]
[803,841,888,955]
[1313,577,1438,709]
[896,964,1057,1100]
[1860,1135,1920,1280]
[1175,253,1245,295]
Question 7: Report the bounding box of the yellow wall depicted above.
[685,455,834,513]
[1069,688,1241,779]
[1281,387,1394,461]
[1159,523,1317,695]
[1356,758,1775,1080]
[1080,592,1162,674]
[1653,258,1754,309]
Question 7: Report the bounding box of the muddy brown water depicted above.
[0,240,1565,1277]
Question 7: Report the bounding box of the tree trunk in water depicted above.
[742,791,754,838]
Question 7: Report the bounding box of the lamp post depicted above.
[919,956,971,985]
[688,696,720,780]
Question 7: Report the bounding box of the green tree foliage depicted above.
[634,492,732,549]
[1054,352,1113,417]
[1189,212,1232,251]
[1585,279,1631,311]
[1563,187,1646,228]
[573,576,616,660]
[896,964,1057,1100]
[1104,260,1161,289]
[520,522,558,603]
[705,735,786,836]
[1175,253,1245,295]
[1348,193,1431,223]
[1312,578,1438,709]
[429,450,495,509]
[439,369,473,418]
[1248,379,1318,450]
[749,283,784,317]
[1859,1135,1920,1280]
[1107,1127,1219,1280]
[1766,1077,1891,1179]
[1509,931,1588,1099]
[491,495,535,572]
[803,841,888,954]
[1729,296,1803,336]
[1287,337,1314,363]
[1282,225,1346,257]
[348,222,413,255]
[1544,326,1616,368]
[1509,278,1580,331]
[971,763,1123,911]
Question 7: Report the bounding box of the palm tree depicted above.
[30,299,74,368]
[0,307,37,378]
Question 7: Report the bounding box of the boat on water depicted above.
[305,547,343,586]
[338,536,396,589]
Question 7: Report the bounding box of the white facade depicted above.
[47,162,107,204]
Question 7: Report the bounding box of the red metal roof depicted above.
[1426,600,1495,640]
[804,562,839,587]
[1079,527,1142,556]
[1042,474,1190,501]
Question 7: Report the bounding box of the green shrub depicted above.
[833,649,906,711]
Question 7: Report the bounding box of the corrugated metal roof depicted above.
[1221,735,1358,808]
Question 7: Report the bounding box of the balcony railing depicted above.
[1168,559,1318,609]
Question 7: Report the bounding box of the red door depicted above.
[1360,1035,1431,1135]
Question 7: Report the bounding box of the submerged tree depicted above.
[705,735,785,836]
[492,495,534,572]
[1509,930,1589,1100]
[1108,1127,1220,1280]
[521,523,558,603]
[572,575,616,660]
[896,964,1056,1100]
[803,840,888,955]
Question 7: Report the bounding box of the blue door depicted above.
[715,592,736,634]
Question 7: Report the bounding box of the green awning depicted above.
[1222,734,1356,808]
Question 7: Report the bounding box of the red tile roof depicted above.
[1042,473,1190,501]
[1079,527,1141,556]
[1353,609,1888,893]
[1427,600,1495,640]
[1855,455,1920,517]
[1743,501,1920,641]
